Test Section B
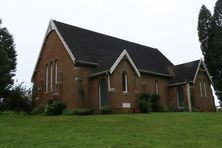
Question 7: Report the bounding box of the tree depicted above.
[213,0,222,27]
[0,19,17,98]
[198,0,222,103]
[197,5,212,56]
[210,0,222,101]
[0,83,33,113]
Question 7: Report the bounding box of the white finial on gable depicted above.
[47,20,55,34]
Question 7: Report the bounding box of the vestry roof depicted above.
[169,60,200,84]
[53,20,174,76]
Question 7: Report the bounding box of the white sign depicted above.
[122,103,131,108]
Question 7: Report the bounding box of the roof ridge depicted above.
[175,59,200,67]
[52,19,174,76]
[52,19,157,51]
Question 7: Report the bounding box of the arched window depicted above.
[54,60,58,88]
[177,87,184,108]
[99,78,108,107]
[45,64,48,92]
[200,79,207,97]
[155,80,159,95]
[50,62,53,91]
[199,79,202,97]
[142,82,147,93]
[122,72,128,93]
[203,80,207,97]
[199,79,206,97]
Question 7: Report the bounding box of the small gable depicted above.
[31,20,76,81]
[169,59,213,86]
[169,60,200,85]
[193,60,213,85]
[110,49,140,77]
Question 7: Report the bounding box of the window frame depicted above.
[199,79,207,97]
[54,60,58,88]
[50,62,53,91]
[199,79,203,97]
[122,72,128,93]
[177,87,185,108]
[45,64,49,92]
[155,80,159,95]
[203,80,207,97]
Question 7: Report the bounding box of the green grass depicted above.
[0,113,222,148]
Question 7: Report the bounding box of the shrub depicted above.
[62,109,74,115]
[44,100,66,115]
[160,105,177,112]
[63,108,94,115]
[183,106,200,112]
[0,110,28,116]
[192,106,200,112]
[100,106,113,114]
[30,106,45,115]
[151,94,160,112]
[139,93,151,101]
[0,83,33,113]
[138,93,152,113]
[138,100,151,113]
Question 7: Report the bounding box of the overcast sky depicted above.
[0,0,219,104]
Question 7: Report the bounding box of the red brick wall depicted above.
[33,31,93,108]
[168,86,178,108]
[137,74,169,107]
[108,59,137,112]
[33,31,215,112]
[168,70,215,112]
[87,59,170,112]
[191,71,215,111]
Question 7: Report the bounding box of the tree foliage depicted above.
[0,19,17,98]
[0,83,33,113]
[198,0,222,102]
[213,0,222,27]
[197,5,212,56]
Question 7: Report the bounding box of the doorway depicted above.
[99,78,108,107]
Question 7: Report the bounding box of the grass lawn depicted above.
[0,113,222,148]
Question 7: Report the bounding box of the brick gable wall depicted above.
[87,59,170,112]
[33,31,91,108]
[168,70,215,112]
[191,71,215,111]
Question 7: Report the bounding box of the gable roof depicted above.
[32,20,212,86]
[194,59,214,86]
[169,60,200,85]
[110,49,141,77]
[169,59,213,86]
[52,20,174,77]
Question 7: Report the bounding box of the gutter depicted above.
[139,70,172,77]
[90,70,110,77]
[168,81,193,87]
[75,60,98,66]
